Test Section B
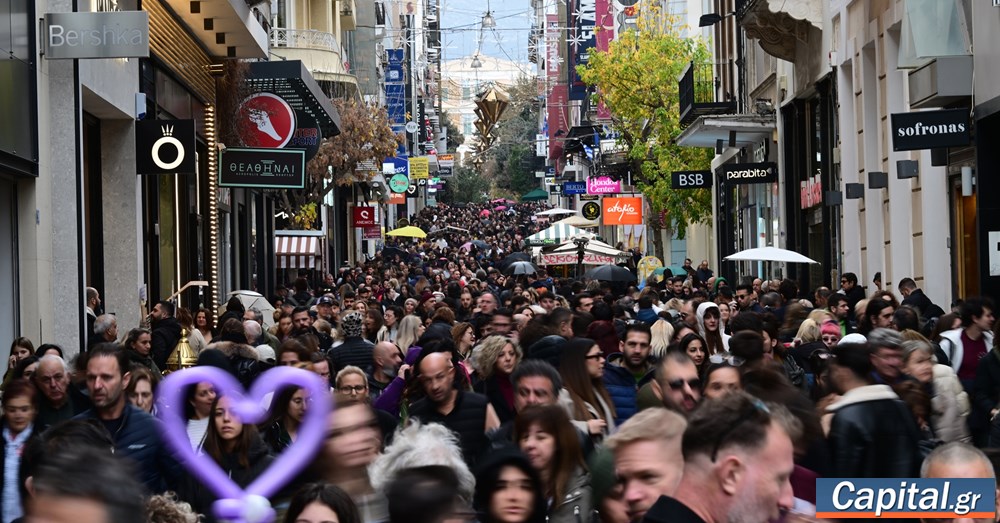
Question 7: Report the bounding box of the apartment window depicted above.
[375,2,386,27]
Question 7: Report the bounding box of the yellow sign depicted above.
[637,256,663,283]
[409,157,429,179]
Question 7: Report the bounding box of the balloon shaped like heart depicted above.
[157,366,332,523]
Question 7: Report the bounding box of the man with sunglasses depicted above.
[652,351,702,416]
[642,392,800,523]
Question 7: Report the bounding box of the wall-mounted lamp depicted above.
[868,171,888,189]
[845,183,865,199]
[825,191,843,206]
[699,12,735,27]
[962,165,974,197]
[896,160,919,179]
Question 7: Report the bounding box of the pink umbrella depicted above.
[479,209,492,217]
[494,205,507,211]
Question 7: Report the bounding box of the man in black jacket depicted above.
[74,344,179,492]
[328,310,374,373]
[826,341,922,478]
[150,300,181,369]
[839,272,867,320]
[898,277,946,320]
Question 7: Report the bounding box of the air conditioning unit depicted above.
[376,43,387,64]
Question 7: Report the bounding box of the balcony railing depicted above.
[270,28,341,54]
[678,61,737,128]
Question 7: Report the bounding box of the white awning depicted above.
[275,236,321,269]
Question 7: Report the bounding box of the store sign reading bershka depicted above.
[890,109,970,151]
[719,162,777,185]
[43,11,149,59]
[219,148,305,189]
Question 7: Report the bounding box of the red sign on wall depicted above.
[352,206,377,227]
[238,93,296,149]
[602,197,643,225]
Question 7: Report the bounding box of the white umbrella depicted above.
[554,215,599,228]
[218,290,276,328]
[724,247,818,264]
[535,208,577,217]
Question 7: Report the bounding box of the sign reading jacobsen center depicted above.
[891,109,970,151]
[43,11,150,60]
[219,148,306,189]
[719,162,777,185]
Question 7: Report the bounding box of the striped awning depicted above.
[275,236,321,269]
[525,223,595,246]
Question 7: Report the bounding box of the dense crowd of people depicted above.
[3,201,1000,523]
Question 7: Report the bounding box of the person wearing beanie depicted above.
[328,310,374,374]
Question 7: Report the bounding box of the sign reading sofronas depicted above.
[43,11,150,59]
[602,197,643,225]
[891,109,970,151]
[719,162,778,185]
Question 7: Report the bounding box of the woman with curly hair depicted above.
[472,335,521,423]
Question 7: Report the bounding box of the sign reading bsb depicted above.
[602,197,643,225]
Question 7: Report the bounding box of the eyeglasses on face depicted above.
[667,377,701,390]
[585,353,606,361]
[708,354,744,366]
[821,335,840,343]
[337,385,367,394]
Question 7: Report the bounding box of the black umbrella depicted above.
[505,261,539,276]
[585,264,636,282]
[471,240,489,249]
[380,247,407,260]
[499,252,532,270]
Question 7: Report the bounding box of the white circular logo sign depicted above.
[405,121,419,134]
[151,125,185,170]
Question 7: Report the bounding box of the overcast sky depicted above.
[440,0,534,63]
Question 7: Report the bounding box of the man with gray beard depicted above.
[368,341,403,401]
[642,392,800,523]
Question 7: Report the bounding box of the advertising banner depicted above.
[563,181,587,195]
[890,109,970,151]
[602,196,643,225]
[219,148,305,189]
[136,119,196,175]
[362,226,382,240]
[352,206,377,227]
[388,192,405,205]
[671,170,712,189]
[569,0,597,101]
[719,162,778,185]
[409,157,430,179]
[43,11,150,59]
[586,176,620,194]
[540,252,618,266]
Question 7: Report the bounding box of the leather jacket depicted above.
[827,384,922,478]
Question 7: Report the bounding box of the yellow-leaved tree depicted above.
[578,11,714,259]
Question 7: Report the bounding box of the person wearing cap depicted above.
[328,311,375,374]
[316,296,336,324]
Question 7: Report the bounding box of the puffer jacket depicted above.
[547,467,593,523]
[601,358,654,425]
[207,341,265,389]
[74,404,180,492]
[179,436,275,523]
[930,363,970,443]
[826,384,922,478]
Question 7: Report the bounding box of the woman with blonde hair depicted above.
[472,335,522,423]
[649,319,674,359]
[395,315,425,352]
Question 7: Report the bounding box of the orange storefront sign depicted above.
[602,197,643,225]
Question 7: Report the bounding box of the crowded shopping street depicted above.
[3,1,1000,523]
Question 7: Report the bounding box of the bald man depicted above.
[368,341,402,401]
[921,443,999,523]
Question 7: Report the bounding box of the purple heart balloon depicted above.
[157,366,332,523]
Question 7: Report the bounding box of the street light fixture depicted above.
[482,1,496,28]
[698,12,735,27]
[470,55,483,68]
